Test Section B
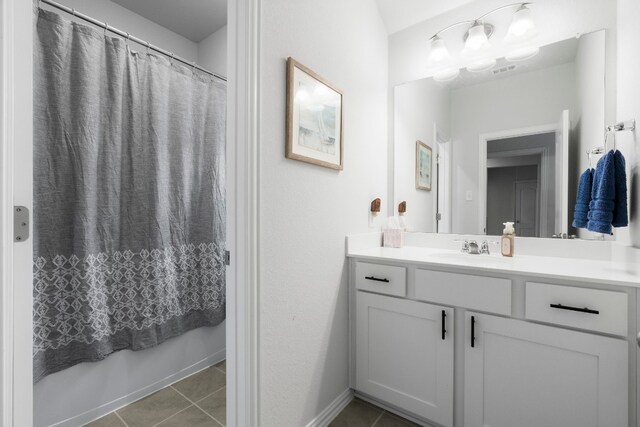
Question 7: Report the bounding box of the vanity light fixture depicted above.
[427,3,538,80]
[463,21,493,54]
[506,4,538,42]
[429,36,451,63]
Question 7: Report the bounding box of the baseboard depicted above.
[305,388,354,427]
[51,348,226,427]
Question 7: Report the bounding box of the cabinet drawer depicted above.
[526,282,627,336]
[415,269,511,315]
[355,262,406,297]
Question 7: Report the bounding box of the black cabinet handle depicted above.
[441,310,446,340]
[471,315,476,348]
[550,303,599,315]
[364,276,389,283]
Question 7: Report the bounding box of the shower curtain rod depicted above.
[38,0,227,82]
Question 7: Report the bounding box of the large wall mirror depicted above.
[393,28,609,239]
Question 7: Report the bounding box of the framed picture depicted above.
[416,140,432,191]
[286,57,344,170]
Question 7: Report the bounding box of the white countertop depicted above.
[347,245,640,288]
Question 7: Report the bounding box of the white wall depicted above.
[394,78,450,232]
[450,63,576,234]
[41,0,198,62]
[33,2,226,426]
[574,31,607,239]
[198,26,228,78]
[616,0,640,248]
[259,0,388,425]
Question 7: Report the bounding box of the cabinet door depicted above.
[356,292,453,426]
[465,312,627,427]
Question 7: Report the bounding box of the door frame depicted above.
[434,124,451,234]
[227,0,261,425]
[478,123,556,235]
[0,0,262,425]
[1,0,34,425]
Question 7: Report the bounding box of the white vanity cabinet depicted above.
[349,257,633,427]
[355,291,454,426]
[464,312,628,427]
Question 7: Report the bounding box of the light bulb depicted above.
[507,5,538,42]
[428,36,450,63]
[464,23,491,53]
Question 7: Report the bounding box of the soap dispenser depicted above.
[501,222,515,257]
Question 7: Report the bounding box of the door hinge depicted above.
[436,212,442,221]
[224,250,231,266]
[14,206,29,242]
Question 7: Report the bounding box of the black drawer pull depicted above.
[441,310,447,340]
[471,315,476,348]
[550,303,599,315]
[364,276,389,283]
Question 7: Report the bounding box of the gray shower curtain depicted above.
[33,9,226,382]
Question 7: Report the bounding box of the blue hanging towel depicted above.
[572,168,593,228]
[587,150,615,234]
[612,150,628,227]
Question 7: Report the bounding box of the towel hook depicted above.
[604,130,617,152]
[71,8,76,17]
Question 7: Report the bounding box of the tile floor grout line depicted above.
[370,410,386,427]
[149,403,198,427]
[113,411,130,427]
[93,364,225,427]
[194,385,226,404]
[194,386,227,426]
[170,385,225,425]
[208,413,225,427]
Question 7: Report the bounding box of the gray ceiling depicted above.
[111,0,227,42]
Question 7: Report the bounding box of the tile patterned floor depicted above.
[329,398,421,427]
[85,365,419,427]
[84,360,226,427]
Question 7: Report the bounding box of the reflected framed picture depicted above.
[286,57,344,170]
[416,140,432,191]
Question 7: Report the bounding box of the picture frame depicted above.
[286,57,344,170]
[416,140,432,191]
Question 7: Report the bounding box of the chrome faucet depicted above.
[467,240,480,254]
[480,240,490,254]
[460,240,470,253]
